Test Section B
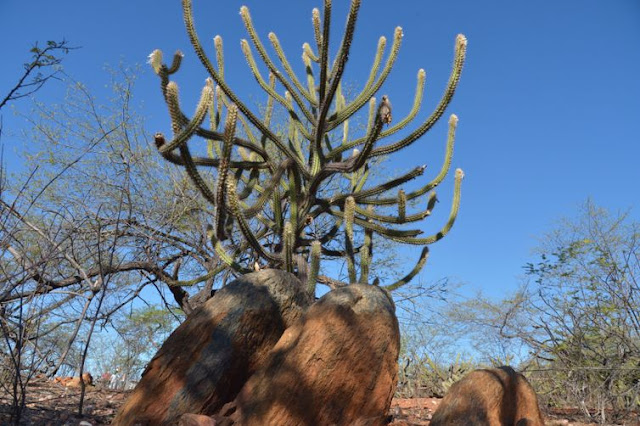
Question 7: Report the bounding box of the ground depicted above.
[0,377,631,425]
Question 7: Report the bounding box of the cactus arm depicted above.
[312,8,323,58]
[303,42,319,64]
[308,0,333,175]
[215,105,238,240]
[196,129,270,161]
[353,163,370,193]
[207,225,252,274]
[263,72,276,127]
[398,190,407,222]
[370,35,466,158]
[282,90,313,145]
[268,32,317,105]
[387,168,464,245]
[226,176,281,263]
[166,263,227,287]
[359,114,457,205]
[359,207,374,284]
[240,39,314,126]
[207,86,221,158]
[319,0,361,135]
[156,72,271,163]
[283,221,294,273]
[382,247,429,291]
[240,7,315,123]
[156,136,268,170]
[317,0,332,107]
[178,144,219,207]
[159,81,213,153]
[327,208,423,239]
[328,27,403,127]
[311,0,361,176]
[329,164,426,206]
[344,197,357,283]
[167,50,185,74]
[157,80,220,207]
[271,187,283,235]
[182,0,308,175]
[243,159,292,218]
[307,240,321,295]
[237,168,260,200]
[353,191,438,224]
[288,167,301,235]
[302,50,318,103]
[214,35,224,79]
[329,68,426,159]
[309,111,383,197]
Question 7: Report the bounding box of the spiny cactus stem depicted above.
[238,15,315,124]
[179,144,218,207]
[369,36,466,157]
[359,215,373,284]
[312,8,323,55]
[344,196,357,283]
[215,105,238,240]
[317,0,332,107]
[328,27,403,127]
[352,163,370,193]
[160,148,268,170]
[214,35,224,78]
[158,79,271,164]
[330,164,426,205]
[283,221,294,273]
[315,0,361,152]
[308,113,383,197]
[329,68,425,159]
[302,49,318,101]
[263,73,276,127]
[307,240,322,296]
[243,158,293,218]
[167,50,184,74]
[227,177,280,262]
[329,208,423,239]
[269,32,317,105]
[361,114,457,204]
[388,168,464,245]
[383,246,429,291]
[160,81,213,153]
[398,190,407,221]
[182,0,308,176]
[354,190,437,224]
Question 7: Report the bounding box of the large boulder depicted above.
[113,270,311,426]
[233,283,400,426]
[429,366,545,426]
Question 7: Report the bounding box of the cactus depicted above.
[151,0,467,294]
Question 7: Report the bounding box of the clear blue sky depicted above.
[1,0,639,299]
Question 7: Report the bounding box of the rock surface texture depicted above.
[233,283,401,426]
[429,366,545,426]
[113,270,311,426]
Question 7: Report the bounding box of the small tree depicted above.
[150,0,467,294]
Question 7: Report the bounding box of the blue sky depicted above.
[1,0,639,300]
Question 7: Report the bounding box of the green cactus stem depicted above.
[152,0,467,291]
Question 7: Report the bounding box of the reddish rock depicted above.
[113,270,311,426]
[178,413,218,426]
[429,366,545,426]
[234,283,400,426]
